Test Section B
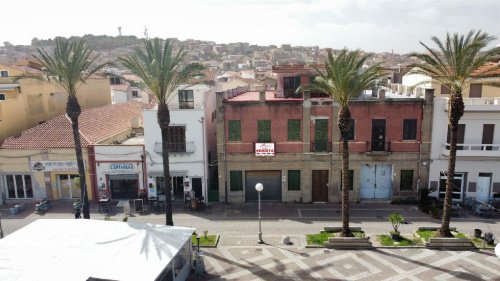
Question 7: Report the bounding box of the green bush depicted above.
[388,213,404,233]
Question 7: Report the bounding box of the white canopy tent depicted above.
[0,219,195,281]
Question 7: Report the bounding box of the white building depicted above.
[428,97,500,203]
[144,70,218,203]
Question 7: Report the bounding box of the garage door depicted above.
[360,164,392,200]
[245,171,282,202]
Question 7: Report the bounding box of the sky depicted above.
[2,0,499,54]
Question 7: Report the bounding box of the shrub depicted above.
[388,213,404,234]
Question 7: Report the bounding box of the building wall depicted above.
[0,148,93,203]
[0,65,111,140]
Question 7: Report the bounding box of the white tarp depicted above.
[0,219,194,281]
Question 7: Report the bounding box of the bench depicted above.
[426,237,476,250]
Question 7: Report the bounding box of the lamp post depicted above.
[255,183,264,244]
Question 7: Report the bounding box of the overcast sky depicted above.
[2,0,499,54]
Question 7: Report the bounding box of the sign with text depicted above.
[255,143,275,156]
[30,160,85,172]
[109,163,135,170]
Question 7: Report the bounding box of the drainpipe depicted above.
[141,144,147,196]
[200,117,208,204]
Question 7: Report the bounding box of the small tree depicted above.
[388,213,405,234]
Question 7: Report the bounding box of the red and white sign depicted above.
[255,143,275,156]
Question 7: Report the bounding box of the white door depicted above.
[477,175,491,203]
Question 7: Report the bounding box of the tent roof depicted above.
[0,219,194,281]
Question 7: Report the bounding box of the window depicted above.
[0,93,5,101]
[283,76,301,97]
[228,120,241,141]
[482,124,494,151]
[132,90,139,97]
[178,90,194,109]
[0,70,8,77]
[288,170,301,191]
[314,119,329,152]
[400,170,413,191]
[440,84,451,95]
[5,175,33,199]
[230,171,243,191]
[446,124,465,150]
[168,126,186,152]
[257,120,271,142]
[340,170,354,190]
[109,76,121,85]
[287,119,301,141]
[469,83,482,98]
[403,119,417,140]
[346,119,355,140]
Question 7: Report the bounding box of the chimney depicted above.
[378,89,385,101]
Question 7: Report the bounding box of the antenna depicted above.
[118,27,122,37]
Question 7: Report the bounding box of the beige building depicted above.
[0,60,111,140]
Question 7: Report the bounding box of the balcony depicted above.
[443,98,500,112]
[441,143,500,157]
[154,141,196,154]
[311,141,332,152]
[366,141,391,154]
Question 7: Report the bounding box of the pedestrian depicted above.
[74,207,81,219]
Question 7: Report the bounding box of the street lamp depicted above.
[255,183,264,244]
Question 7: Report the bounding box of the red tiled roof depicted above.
[1,101,143,149]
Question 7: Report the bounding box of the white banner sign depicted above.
[255,143,275,156]
[31,160,85,172]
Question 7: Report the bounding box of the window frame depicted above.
[440,84,451,95]
[178,90,194,109]
[346,119,355,141]
[400,170,414,191]
[0,70,9,77]
[402,119,417,140]
[230,171,243,191]
[287,119,301,141]
[287,170,301,191]
[167,126,186,152]
[257,120,271,142]
[228,120,241,141]
[5,174,33,199]
[283,76,301,97]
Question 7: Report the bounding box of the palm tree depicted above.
[16,38,107,219]
[410,31,500,237]
[306,49,385,236]
[119,38,205,226]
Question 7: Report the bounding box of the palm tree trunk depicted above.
[439,92,464,237]
[338,106,353,237]
[158,103,174,226]
[67,95,90,219]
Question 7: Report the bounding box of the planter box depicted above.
[417,226,456,232]
[426,237,476,250]
[325,237,372,249]
[324,226,362,232]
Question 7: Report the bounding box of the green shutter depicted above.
[288,170,301,191]
[314,119,328,151]
[258,120,271,142]
[230,171,243,191]
[287,119,301,141]
[228,120,241,141]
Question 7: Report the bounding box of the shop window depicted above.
[288,170,301,191]
[400,170,414,191]
[287,119,301,141]
[230,171,243,191]
[5,174,33,199]
[228,120,241,141]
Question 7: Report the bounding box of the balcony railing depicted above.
[443,98,500,112]
[154,141,196,154]
[366,141,391,153]
[441,143,500,157]
[311,141,332,152]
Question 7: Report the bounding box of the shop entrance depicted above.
[57,174,81,199]
[109,174,139,199]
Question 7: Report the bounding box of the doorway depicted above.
[371,119,386,151]
[109,174,139,199]
[360,164,392,200]
[312,170,329,202]
[477,173,492,203]
[57,174,80,199]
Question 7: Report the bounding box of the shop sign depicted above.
[255,143,275,156]
[30,160,83,172]
[109,163,135,170]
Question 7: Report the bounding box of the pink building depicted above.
[216,65,433,203]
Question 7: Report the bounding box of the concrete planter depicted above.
[425,237,476,250]
[325,237,372,249]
